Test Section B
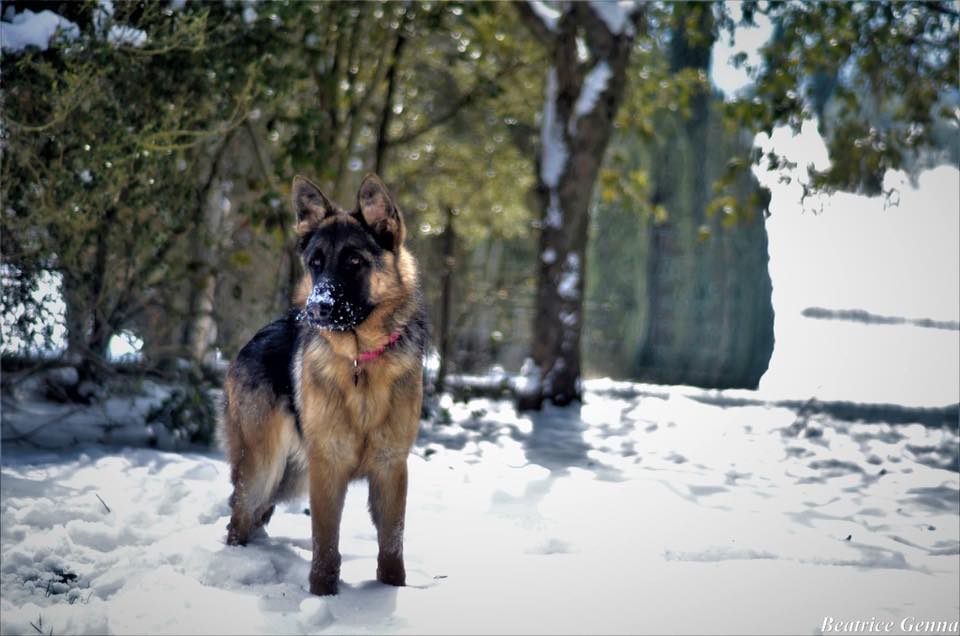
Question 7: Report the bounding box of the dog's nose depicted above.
[306,281,336,323]
[306,298,334,321]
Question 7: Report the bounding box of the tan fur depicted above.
[223,174,422,596]
[358,173,405,247]
[295,254,422,594]
[222,374,306,546]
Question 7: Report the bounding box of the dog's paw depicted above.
[225,525,248,547]
[309,572,340,596]
[377,555,406,587]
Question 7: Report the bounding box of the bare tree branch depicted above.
[375,21,408,175]
[928,3,960,18]
[384,63,527,149]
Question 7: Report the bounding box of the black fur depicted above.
[233,310,303,435]
[300,220,382,331]
[399,301,429,356]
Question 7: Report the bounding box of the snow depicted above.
[512,357,541,395]
[588,1,638,37]
[557,253,580,299]
[540,68,568,231]
[710,3,774,98]
[757,127,960,407]
[528,1,560,32]
[0,8,79,53]
[95,0,147,47]
[557,271,578,299]
[94,0,114,32]
[1,269,67,356]
[304,281,334,312]
[1,379,194,450]
[576,37,588,63]
[107,25,147,47]
[2,382,957,634]
[107,330,144,362]
[0,0,147,53]
[572,61,611,128]
[541,248,557,264]
[545,192,563,228]
[540,68,567,189]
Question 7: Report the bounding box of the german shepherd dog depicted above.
[221,174,426,596]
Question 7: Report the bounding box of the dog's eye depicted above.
[309,252,323,269]
[346,254,363,267]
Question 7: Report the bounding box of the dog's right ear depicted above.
[292,176,338,233]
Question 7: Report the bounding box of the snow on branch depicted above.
[0,8,79,53]
[540,68,568,189]
[588,0,639,36]
[528,1,562,33]
[108,25,148,47]
[96,0,149,48]
[570,61,612,134]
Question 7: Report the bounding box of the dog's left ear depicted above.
[292,175,339,234]
[356,173,404,250]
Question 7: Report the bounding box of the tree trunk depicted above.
[63,272,89,361]
[639,3,714,381]
[86,207,117,365]
[182,176,226,365]
[180,131,238,366]
[634,3,774,388]
[517,2,642,408]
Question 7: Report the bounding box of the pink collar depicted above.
[356,331,402,364]
[353,331,401,386]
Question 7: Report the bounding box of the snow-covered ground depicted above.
[2,381,958,635]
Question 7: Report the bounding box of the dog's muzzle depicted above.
[303,278,340,327]
[301,278,366,330]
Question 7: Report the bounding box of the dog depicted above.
[220,173,426,596]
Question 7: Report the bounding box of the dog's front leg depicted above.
[368,459,408,586]
[308,456,349,596]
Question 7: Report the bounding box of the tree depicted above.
[724,1,959,197]
[586,3,774,388]
[1,2,264,377]
[514,1,645,407]
[517,0,957,407]
[1,1,541,384]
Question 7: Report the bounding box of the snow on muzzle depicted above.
[300,277,361,330]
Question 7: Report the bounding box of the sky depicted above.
[710,1,774,100]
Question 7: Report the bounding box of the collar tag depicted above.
[352,331,402,387]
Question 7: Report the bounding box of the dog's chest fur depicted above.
[294,333,422,471]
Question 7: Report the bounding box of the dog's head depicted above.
[292,174,407,331]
